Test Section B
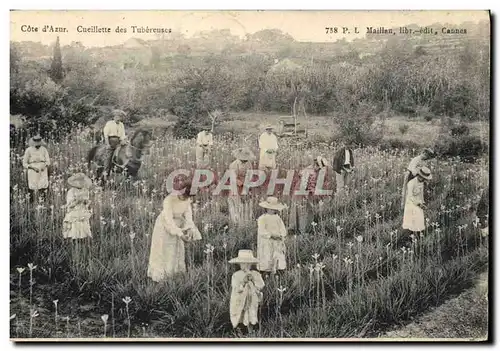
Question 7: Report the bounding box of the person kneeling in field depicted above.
[229,250,265,335]
[401,167,432,246]
[147,182,202,282]
[257,197,288,280]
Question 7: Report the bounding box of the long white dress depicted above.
[63,188,92,239]
[402,178,426,232]
[258,132,278,170]
[147,195,202,282]
[257,213,287,272]
[230,270,265,328]
[401,155,426,208]
[22,146,50,190]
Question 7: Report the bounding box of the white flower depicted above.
[129,232,136,240]
[31,310,39,318]
[27,263,37,270]
[101,314,109,323]
[312,253,320,261]
[10,314,16,320]
[16,267,25,274]
[53,299,59,307]
[122,296,132,304]
[356,235,363,243]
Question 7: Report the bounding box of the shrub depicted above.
[379,138,420,151]
[450,124,471,137]
[398,124,410,135]
[435,135,486,162]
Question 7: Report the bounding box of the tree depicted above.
[49,36,64,83]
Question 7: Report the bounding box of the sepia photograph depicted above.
[9,10,490,341]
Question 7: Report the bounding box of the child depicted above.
[63,173,93,240]
[229,250,265,334]
[401,167,432,246]
[257,197,288,278]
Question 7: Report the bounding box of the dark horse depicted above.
[87,128,153,184]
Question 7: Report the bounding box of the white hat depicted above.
[228,249,260,264]
[232,148,256,161]
[264,124,274,130]
[316,156,328,168]
[68,173,92,189]
[418,166,432,180]
[259,196,287,211]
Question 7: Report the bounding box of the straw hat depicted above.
[417,167,432,180]
[316,156,328,168]
[228,249,260,264]
[67,173,93,189]
[232,147,256,161]
[259,196,287,211]
[28,135,44,147]
[264,124,274,130]
[113,109,126,118]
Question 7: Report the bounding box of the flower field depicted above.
[9,129,489,339]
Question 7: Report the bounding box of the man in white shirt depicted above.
[195,127,213,168]
[258,125,278,171]
[103,109,127,173]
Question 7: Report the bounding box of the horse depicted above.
[87,128,153,185]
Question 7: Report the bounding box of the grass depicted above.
[383,271,488,339]
[9,125,489,339]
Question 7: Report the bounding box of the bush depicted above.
[435,135,486,162]
[424,115,434,122]
[379,138,420,151]
[399,124,410,135]
[168,63,233,138]
[450,124,470,137]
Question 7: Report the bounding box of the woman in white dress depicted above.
[227,148,256,226]
[402,166,432,244]
[63,173,93,240]
[147,183,202,282]
[257,197,288,278]
[22,135,50,203]
[258,125,278,171]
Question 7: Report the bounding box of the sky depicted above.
[10,10,490,47]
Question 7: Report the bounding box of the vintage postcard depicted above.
[9,10,490,341]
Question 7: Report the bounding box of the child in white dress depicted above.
[257,197,288,278]
[63,173,93,240]
[229,250,265,334]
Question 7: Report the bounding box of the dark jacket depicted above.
[332,147,354,174]
[477,186,489,229]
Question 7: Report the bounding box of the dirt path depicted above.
[381,271,489,340]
